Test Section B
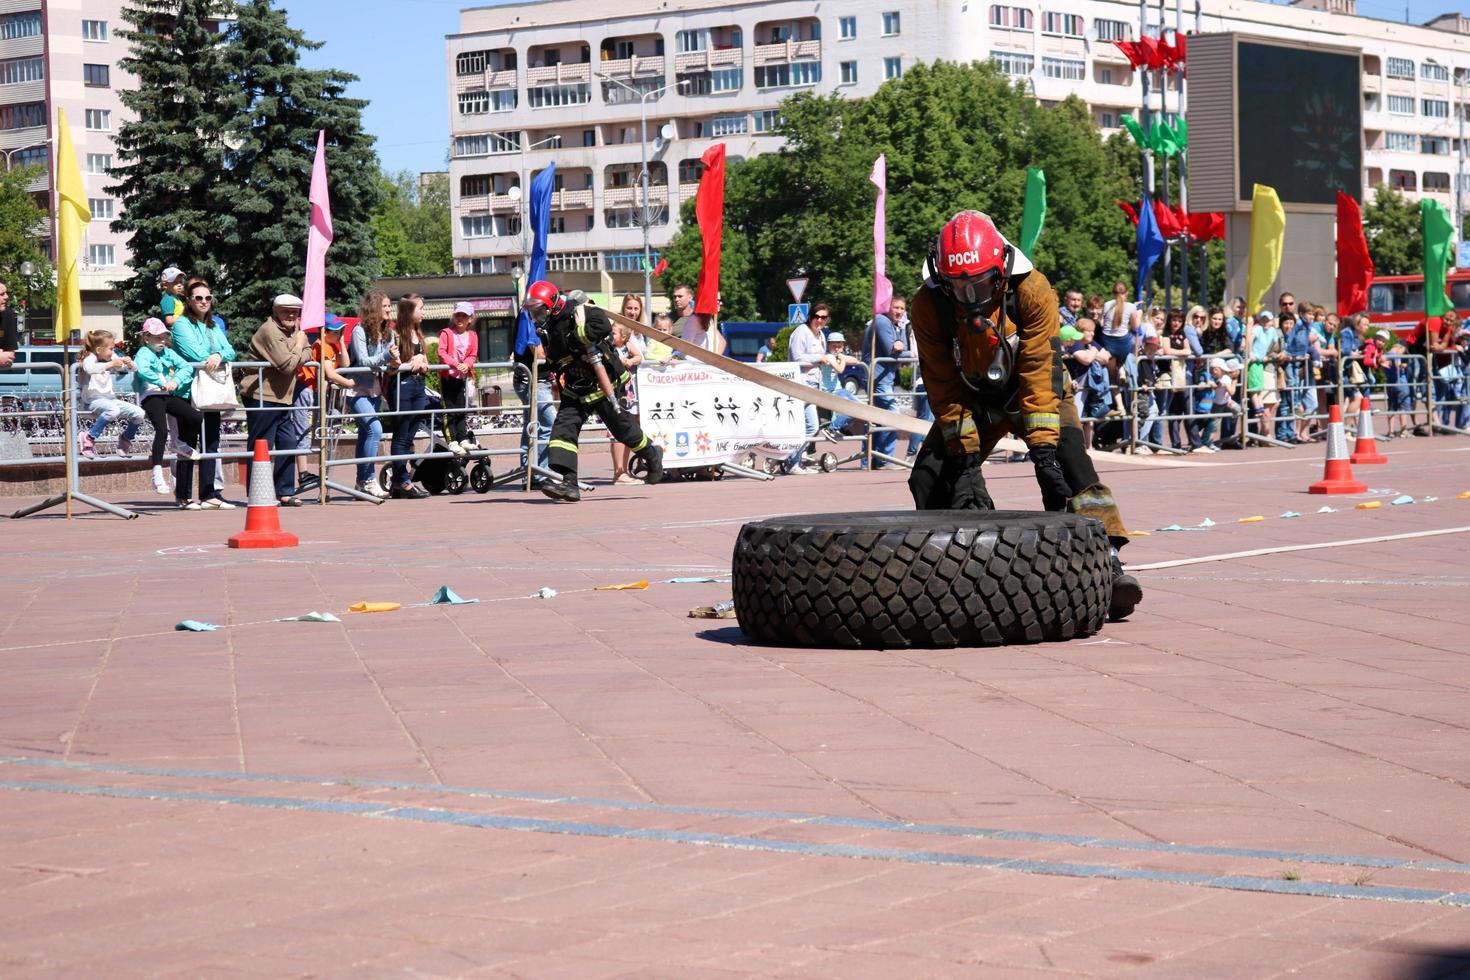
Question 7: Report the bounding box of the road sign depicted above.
[788,303,810,327]
[1458,241,1470,270]
[786,277,809,303]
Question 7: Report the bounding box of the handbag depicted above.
[191,366,238,412]
[1167,358,1187,389]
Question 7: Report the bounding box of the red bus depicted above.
[1366,272,1470,335]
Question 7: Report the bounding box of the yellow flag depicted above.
[1245,183,1285,315]
[55,107,91,343]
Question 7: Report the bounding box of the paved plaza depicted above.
[2,441,1469,977]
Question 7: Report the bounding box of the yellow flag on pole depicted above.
[55,107,91,343]
[1245,183,1285,315]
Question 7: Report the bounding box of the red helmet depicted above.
[522,279,564,323]
[933,211,1010,310]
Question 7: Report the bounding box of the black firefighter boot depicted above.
[1108,537,1143,621]
[635,443,665,485]
[539,470,582,503]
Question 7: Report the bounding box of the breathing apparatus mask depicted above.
[931,242,1018,392]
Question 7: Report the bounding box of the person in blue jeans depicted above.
[514,346,555,475]
[861,308,904,465]
[346,290,395,498]
[388,293,433,499]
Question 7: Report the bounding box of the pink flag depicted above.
[301,130,334,330]
[870,154,892,317]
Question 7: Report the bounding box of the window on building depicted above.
[1421,61,1449,81]
[676,29,707,53]
[0,12,42,40]
[840,15,857,39]
[86,153,112,174]
[1041,57,1084,80]
[461,215,497,237]
[710,113,748,136]
[11,145,45,169]
[454,131,521,157]
[754,61,821,88]
[84,109,111,131]
[885,57,903,79]
[1386,57,1414,79]
[1387,94,1414,115]
[88,244,115,267]
[528,82,590,108]
[1099,68,1114,84]
[0,102,45,131]
[1423,98,1450,118]
[882,11,901,35]
[678,159,704,183]
[1042,12,1084,36]
[583,129,596,147]
[990,51,1034,76]
[841,61,858,84]
[83,64,110,87]
[989,5,1033,28]
[0,56,45,86]
[456,50,487,75]
[89,198,115,220]
[1389,169,1416,191]
[458,91,489,114]
[712,67,742,92]
[1099,111,1116,128]
[1384,131,1417,152]
[547,251,598,273]
[1424,171,1451,191]
[81,19,108,41]
[460,175,490,196]
[1422,135,1450,155]
[1095,18,1129,40]
[604,250,658,273]
[754,109,783,132]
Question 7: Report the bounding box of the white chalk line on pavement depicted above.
[1131,526,1470,572]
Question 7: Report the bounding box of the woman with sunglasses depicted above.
[169,276,237,508]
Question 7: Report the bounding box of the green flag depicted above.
[1019,167,1046,258]
[1150,120,1178,157]
[1422,198,1455,317]
[1120,114,1147,149]
[1173,117,1188,149]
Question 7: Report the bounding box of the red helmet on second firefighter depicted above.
[933,211,1011,312]
[521,279,565,324]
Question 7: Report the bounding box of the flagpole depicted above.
[1140,0,1155,306]
[1158,0,1173,313]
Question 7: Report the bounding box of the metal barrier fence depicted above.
[8,337,1468,520]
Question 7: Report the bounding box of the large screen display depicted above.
[1237,42,1362,205]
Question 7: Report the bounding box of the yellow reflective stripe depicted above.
[1023,413,1060,428]
[1072,493,1116,509]
[548,439,579,454]
[631,435,648,451]
[941,417,977,440]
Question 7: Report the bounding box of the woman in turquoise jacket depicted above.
[134,318,206,506]
[169,276,237,507]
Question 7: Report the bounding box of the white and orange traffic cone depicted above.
[1309,405,1368,494]
[1349,395,1388,465]
[228,440,299,549]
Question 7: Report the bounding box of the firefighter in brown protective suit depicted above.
[907,210,1143,621]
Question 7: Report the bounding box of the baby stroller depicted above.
[374,384,493,496]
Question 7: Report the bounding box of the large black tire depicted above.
[732,510,1111,649]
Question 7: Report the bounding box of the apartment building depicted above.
[0,0,135,337]
[448,0,1470,278]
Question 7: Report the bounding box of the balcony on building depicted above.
[753,18,821,66]
[525,127,596,153]
[526,41,592,94]
[1389,169,1416,192]
[676,157,705,198]
[674,25,744,75]
[597,33,666,97]
[458,171,521,215]
[549,167,596,210]
[603,161,669,217]
[454,47,517,96]
[1362,54,1382,93]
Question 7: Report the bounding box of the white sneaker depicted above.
[1133,446,1153,455]
[153,470,172,494]
[786,464,816,476]
[200,497,236,510]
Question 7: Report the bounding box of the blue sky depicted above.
[288,0,1470,178]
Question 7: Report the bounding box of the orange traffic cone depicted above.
[1309,405,1368,494]
[1349,395,1388,465]
[228,440,299,549]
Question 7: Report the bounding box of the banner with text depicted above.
[637,361,807,468]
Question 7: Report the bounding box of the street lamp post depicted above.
[2,139,50,171]
[596,72,687,318]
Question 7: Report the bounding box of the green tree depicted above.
[212,0,381,337]
[372,170,452,277]
[660,61,1139,330]
[109,0,235,331]
[1361,183,1422,277]
[0,165,55,313]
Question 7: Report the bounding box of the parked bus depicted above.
[1366,272,1470,335]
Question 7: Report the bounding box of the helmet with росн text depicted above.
[521,280,565,326]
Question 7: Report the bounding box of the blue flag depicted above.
[515,162,557,355]
[1135,192,1165,303]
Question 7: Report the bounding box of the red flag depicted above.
[1336,191,1374,317]
[1117,200,1140,225]
[693,143,726,316]
[1113,39,1147,69]
[1139,35,1166,71]
[1152,198,1181,238]
[1172,203,1191,237]
[653,258,668,276]
[1159,32,1187,72]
